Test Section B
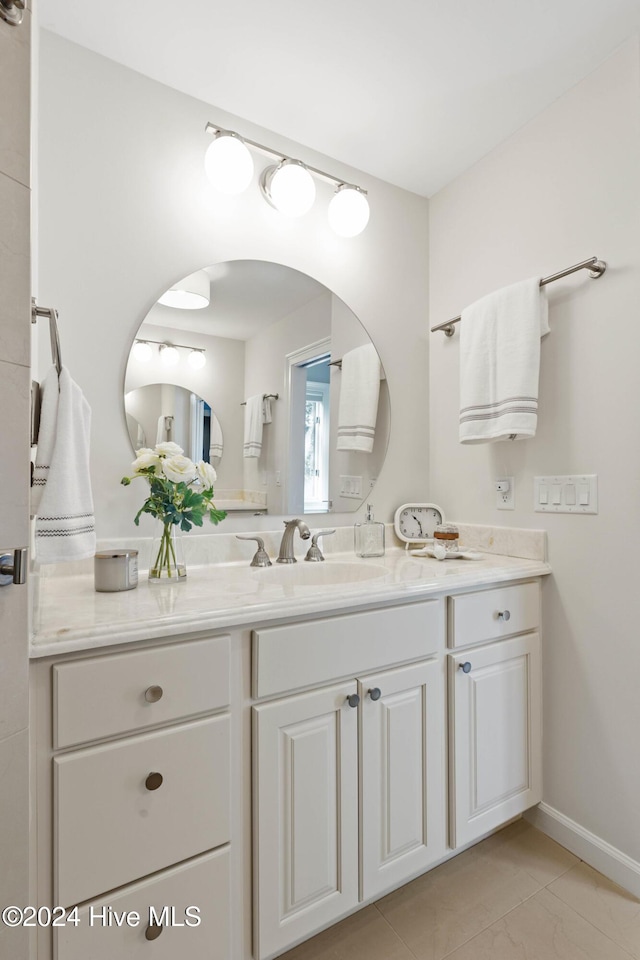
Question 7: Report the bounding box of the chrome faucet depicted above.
[277,519,311,564]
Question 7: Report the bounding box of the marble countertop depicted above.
[31,546,551,659]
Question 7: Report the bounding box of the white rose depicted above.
[155,441,184,458]
[195,460,217,489]
[132,449,161,474]
[162,455,197,484]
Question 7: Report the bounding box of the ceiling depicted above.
[142,261,329,341]
[39,0,640,196]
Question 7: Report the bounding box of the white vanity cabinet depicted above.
[30,635,232,960]
[447,582,543,848]
[252,600,447,960]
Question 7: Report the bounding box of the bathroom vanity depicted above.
[29,533,549,960]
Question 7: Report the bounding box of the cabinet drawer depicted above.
[54,716,230,907]
[448,582,539,649]
[253,600,443,698]
[53,636,229,749]
[55,847,229,960]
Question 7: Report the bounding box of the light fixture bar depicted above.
[205,122,367,196]
[135,338,206,352]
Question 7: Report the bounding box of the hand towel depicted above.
[156,414,173,444]
[33,366,96,563]
[336,343,381,453]
[243,395,264,458]
[459,277,549,443]
[209,414,224,463]
[262,396,273,424]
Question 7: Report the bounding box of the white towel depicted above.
[459,277,550,443]
[336,343,381,453]
[33,366,96,563]
[243,395,264,458]
[262,396,273,424]
[156,414,173,444]
[209,414,224,463]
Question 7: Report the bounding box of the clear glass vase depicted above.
[149,520,187,583]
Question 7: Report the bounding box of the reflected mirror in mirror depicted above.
[125,383,223,465]
[124,260,390,515]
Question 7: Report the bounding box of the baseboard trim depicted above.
[525,802,640,898]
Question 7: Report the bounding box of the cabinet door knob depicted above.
[346,693,360,708]
[459,661,472,674]
[497,609,511,621]
[145,922,163,941]
[144,685,164,703]
[145,772,163,791]
[368,687,382,701]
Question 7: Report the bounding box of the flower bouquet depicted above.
[121,442,226,581]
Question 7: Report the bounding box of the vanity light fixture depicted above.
[205,122,370,235]
[204,130,254,195]
[157,270,210,310]
[133,339,208,370]
[328,185,371,238]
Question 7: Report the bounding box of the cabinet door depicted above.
[359,659,446,900]
[253,681,359,960]
[449,633,542,848]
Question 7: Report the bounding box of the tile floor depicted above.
[280,820,640,960]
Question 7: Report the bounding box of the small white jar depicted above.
[94,550,139,592]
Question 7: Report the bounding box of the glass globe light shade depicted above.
[188,349,206,370]
[204,133,254,195]
[160,344,180,367]
[132,340,152,362]
[158,270,210,310]
[328,186,370,237]
[266,160,316,217]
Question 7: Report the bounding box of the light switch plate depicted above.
[534,475,598,514]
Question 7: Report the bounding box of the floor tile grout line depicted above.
[543,885,640,960]
[372,902,421,960]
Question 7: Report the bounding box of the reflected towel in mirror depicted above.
[336,343,381,453]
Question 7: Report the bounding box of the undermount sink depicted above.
[256,560,388,586]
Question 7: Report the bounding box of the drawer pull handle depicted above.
[346,693,360,708]
[144,685,164,703]
[459,661,472,674]
[497,609,511,621]
[368,687,382,701]
[145,772,164,791]
[145,922,163,941]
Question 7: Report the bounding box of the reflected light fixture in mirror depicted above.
[204,122,370,236]
[188,349,206,370]
[157,270,210,310]
[159,343,180,366]
[261,160,316,217]
[132,340,153,362]
[204,130,254,195]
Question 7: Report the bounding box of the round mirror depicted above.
[124,383,223,465]
[124,260,390,514]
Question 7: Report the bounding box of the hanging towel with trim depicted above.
[459,277,550,443]
[33,366,96,562]
[336,343,381,453]
[243,395,264,458]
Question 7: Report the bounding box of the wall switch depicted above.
[340,475,363,499]
[496,477,515,510]
[534,475,598,514]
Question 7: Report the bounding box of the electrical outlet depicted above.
[496,476,515,510]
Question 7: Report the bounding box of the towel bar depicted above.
[31,299,63,373]
[431,256,607,337]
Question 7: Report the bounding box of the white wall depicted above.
[37,30,429,539]
[429,40,640,865]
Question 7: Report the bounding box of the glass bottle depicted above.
[354,504,385,558]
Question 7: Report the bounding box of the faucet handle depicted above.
[304,529,336,562]
[236,535,272,567]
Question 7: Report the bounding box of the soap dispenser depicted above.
[354,504,385,558]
